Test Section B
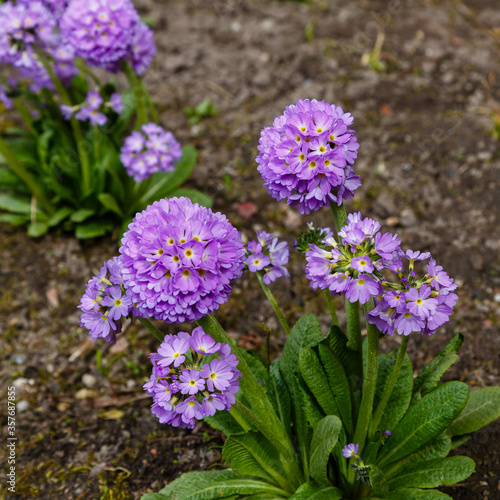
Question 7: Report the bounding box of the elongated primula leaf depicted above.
[381,488,452,500]
[369,465,389,497]
[157,470,289,499]
[289,482,343,500]
[280,314,323,389]
[222,431,289,490]
[98,192,123,217]
[387,456,475,489]
[317,343,353,436]
[412,333,463,398]
[309,415,341,486]
[374,351,413,433]
[377,381,469,469]
[299,348,339,417]
[449,386,500,437]
[267,360,291,438]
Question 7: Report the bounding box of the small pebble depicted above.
[11,354,25,365]
[17,400,29,412]
[82,374,97,388]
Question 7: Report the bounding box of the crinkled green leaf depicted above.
[0,193,37,214]
[381,488,452,500]
[317,343,353,435]
[449,386,500,437]
[289,481,342,500]
[280,314,323,389]
[267,360,291,439]
[75,221,114,239]
[387,456,475,489]
[0,213,29,225]
[378,382,469,469]
[157,470,288,499]
[222,431,289,490]
[369,465,389,497]
[309,415,341,485]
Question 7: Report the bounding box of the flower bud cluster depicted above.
[246,231,290,284]
[305,213,457,336]
[78,256,138,344]
[61,91,123,125]
[256,98,360,214]
[120,123,182,182]
[144,327,241,429]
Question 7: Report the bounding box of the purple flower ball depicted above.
[60,0,140,72]
[129,21,156,75]
[120,123,182,182]
[256,99,360,214]
[120,197,246,323]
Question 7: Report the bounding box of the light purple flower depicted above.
[405,285,437,319]
[120,197,245,323]
[201,358,234,392]
[189,326,221,354]
[178,369,206,395]
[345,275,379,304]
[109,92,123,114]
[157,336,190,368]
[342,443,359,459]
[257,99,360,214]
[129,21,156,75]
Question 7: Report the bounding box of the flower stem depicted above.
[34,48,92,195]
[229,402,253,431]
[352,299,379,452]
[324,289,339,327]
[0,135,55,215]
[138,317,164,342]
[122,61,148,128]
[14,98,37,136]
[196,314,296,461]
[370,334,409,436]
[256,271,291,335]
[330,203,347,234]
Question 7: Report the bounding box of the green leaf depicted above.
[98,193,123,217]
[170,188,212,208]
[222,431,289,490]
[387,456,475,489]
[70,208,95,223]
[369,465,389,497]
[47,206,73,227]
[157,470,289,499]
[413,333,463,398]
[291,374,313,476]
[377,381,469,469]
[374,351,413,432]
[240,350,268,387]
[280,314,323,389]
[204,407,247,437]
[299,348,339,417]
[382,488,452,500]
[140,494,167,500]
[0,213,29,226]
[317,343,353,435]
[384,433,452,479]
[75,221,114,239]
[326,325,362,394]
[0,166,24,189]
[27,222,49,237]
[309,415,341,485]
[449,386,500,437]
[290,482,343,500]
[450,434,470,450]
[0,193,35,214]
[267,360,291,438]
[137,145,197,206]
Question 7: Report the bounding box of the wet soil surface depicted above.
[1,0,500,498]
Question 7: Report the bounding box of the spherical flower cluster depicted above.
[256,99,360,214]
[78,256,138,344]
[120,197,246,323]
[305,212,458,336]
[144,327,241,429]
[61,91,123,125]
[120,123,182,182]
[60,0,155,74]
[305,213,400,304]
[246,231,290,284]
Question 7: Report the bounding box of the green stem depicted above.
[324,289,339,326]
[138,317,164,342]
[143,85,159,124]
[122,61,148,128]
[0,135,55,215]
[256,271,291,335]
[34,48,92,194]
[370,335,409,436]
[352,299,379,452]
[345,299,362,352]
[196,314,296,461]
[330,203,348,234]
[14,98,37,136]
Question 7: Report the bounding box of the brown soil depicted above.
[1,0,500,499]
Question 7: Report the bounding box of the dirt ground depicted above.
[1,0,500,498]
